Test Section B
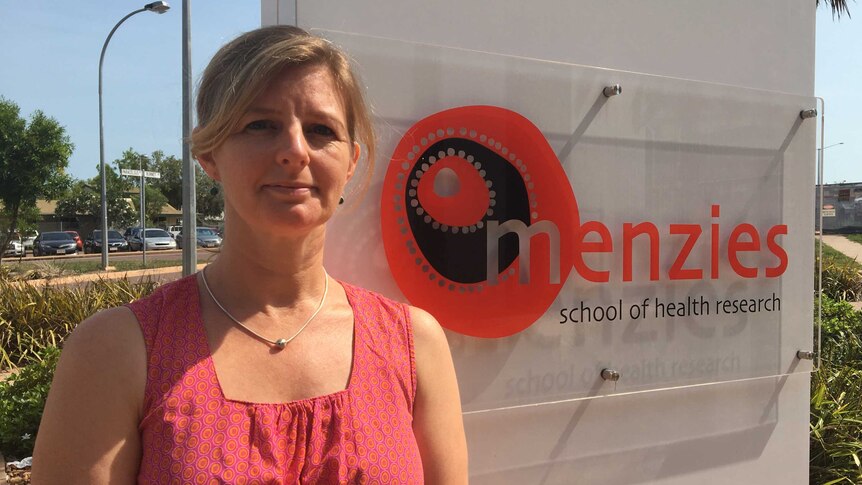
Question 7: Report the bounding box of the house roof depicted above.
[4,199,182,218]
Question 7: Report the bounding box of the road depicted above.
[1,248,219,264]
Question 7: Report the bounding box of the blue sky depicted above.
[0,1,260,180]
[815,9,860,183]
[0,3,858,183]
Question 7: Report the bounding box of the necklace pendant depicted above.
[274,338,288,349]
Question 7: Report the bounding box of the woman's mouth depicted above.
[263,184,314,196]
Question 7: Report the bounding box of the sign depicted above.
[120,169,161,179]
[324,31,814,410]
[822,206,836,217]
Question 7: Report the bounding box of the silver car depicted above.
[130,228,177,251]
[176,227,223,249]
[3,237,24,257]
[21,230,38,254]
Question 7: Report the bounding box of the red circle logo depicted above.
[381,106,578,337]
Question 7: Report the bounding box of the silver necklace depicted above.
[200,267,329,350]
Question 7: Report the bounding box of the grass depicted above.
[845,234,862,246]
[1,257,184,279]
[820,242,862,271]
[0,278,159,370]
[818,242,862,302]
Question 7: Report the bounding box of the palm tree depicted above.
[818,0,852,18]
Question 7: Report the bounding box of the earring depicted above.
[339,196,345,205]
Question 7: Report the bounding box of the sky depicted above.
[0,2,858,184]
[0,1,260,181]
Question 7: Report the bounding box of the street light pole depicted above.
[817,142,844,153]
[181,0,197,276]
[98,1,170,270]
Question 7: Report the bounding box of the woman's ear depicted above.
[196,151,222,182]
[346,141,361,181]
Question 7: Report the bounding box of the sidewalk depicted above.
[18,263,208,288]
[822,235,862,311]
[822,235,862,263]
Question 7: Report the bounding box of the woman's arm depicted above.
[31,306,147,484]
[410,306,469,484]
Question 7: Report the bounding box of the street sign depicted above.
[119,168,162,268]
[120,168,161,179]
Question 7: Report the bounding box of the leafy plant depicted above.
[817,243,862,302]
[0,346,59,459]
[811,296,862,483]
[0,278,157,370]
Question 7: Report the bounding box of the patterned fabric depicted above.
[129,275,423,484]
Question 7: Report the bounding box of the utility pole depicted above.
[181,0,197,276]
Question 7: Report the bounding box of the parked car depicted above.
[128,228,177,251]
[176,227,223,249]
[84,230,130,253]
[33,231,77,256]
[3,235,24,257]
[123,227,143,250]
[65,230,83,251]
[168,225,183,239]
[21,230,38,254]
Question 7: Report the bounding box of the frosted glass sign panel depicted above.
[322,31,815,413]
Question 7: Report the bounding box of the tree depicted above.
[150,150,183,210]
[0,98,73,261]
[114,148,223,221]
[196,166,224,221]
[142,184,168,226]
[56,168,138,232]
[818,0,852,18]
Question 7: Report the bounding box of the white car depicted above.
[21,230,38,254]
[3,238,24,257]
[129,228,177,251]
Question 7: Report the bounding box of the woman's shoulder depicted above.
[58,277,197,405]
[338,281,411,321]
[63,305,147,384]
[340,281,448,350]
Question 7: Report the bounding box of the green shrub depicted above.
[0,278,158,370]
[817,244,862,302]
[0,346,59,459]
[811,296,862,483]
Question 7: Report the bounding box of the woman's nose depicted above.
[275,123,311,167]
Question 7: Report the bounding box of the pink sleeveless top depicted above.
[128,275,423,484]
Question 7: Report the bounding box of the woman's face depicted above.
[198,63,359,237]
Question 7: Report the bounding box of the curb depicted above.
[17,264,208,288]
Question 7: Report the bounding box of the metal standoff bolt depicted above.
[601,368,621,382]
[799,109,818,119]
[603,84,622,98]
[796,350,815,360]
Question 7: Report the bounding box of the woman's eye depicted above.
[244,120,276,131]
[308,124,335,137]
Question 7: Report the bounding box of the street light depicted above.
[817,142,844,152]
[98,1,170,270]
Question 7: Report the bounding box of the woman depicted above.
[33,26,468,484]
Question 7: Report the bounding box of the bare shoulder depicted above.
[59,304,147,414]
[60,305,147,391]
[407,306,450,352]
[407,306,469,483]
[31,305,147,484]
[67,305,146,355]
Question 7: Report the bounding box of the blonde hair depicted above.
[191,25,375,192]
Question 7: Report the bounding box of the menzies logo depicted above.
[381,106,788,338]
